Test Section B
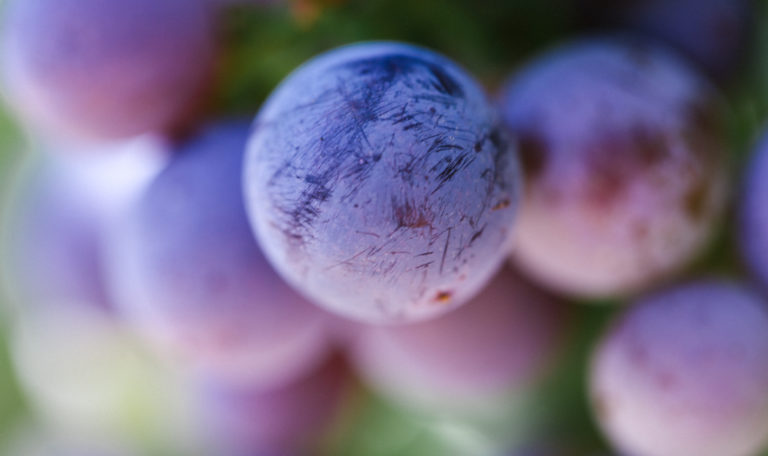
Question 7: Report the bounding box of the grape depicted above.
[498,38,727,298]
[0,0,216,141]
[589,281,768,456]
[5,162,110,313]
[739,133,768,293]
[350,265,568,415]
[106,120,333,387]
[10,305,199,453]
[196,354,352,456]
[245,42,521,324]
[3,138,166,313]
[579,0,753,83]
[3,425,138,456]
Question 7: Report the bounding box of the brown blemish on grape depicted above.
[492,199,511,211]
[393,199,433,229]
[434,291,453,304]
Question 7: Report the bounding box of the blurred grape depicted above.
[590,281,768,456]
[499,38,728,298]
[195,353,354,456]
[739,130,768,294]
[3,137,167,315]
[351,266,568,422]
[106,120,333,387]
[2,422,140,456]
[10,305,200,455]
[0,0,216,141]
[578,0,754,84]
[0,1,766,455]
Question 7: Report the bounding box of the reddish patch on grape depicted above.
[434,291,453,304]
[584,127,668,209]
[393,199,433,229]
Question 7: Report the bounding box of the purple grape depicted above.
[739,132,768,293]
[581,0,753,83]
[4,138,166,313]
[5,162,110,312]
[0,0,216,141]
[196,354,352,456]
[590,281,768,456]
[499,38,728,298]
[245,42,521,324]
[350,265,568,414]
[106,120,333,387]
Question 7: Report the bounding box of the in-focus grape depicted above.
[499,38,727,298]
[245,42,521,324]
[590,281,768,456]
[106,120,332,387]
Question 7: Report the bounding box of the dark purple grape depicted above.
[245,42,521,324]
[499,38,727,298]
[106,120,333,387]
[579,0,753,83]
[0,0,216,140]
[590,281,768,456]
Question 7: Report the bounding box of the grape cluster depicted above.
[0,0,765,455]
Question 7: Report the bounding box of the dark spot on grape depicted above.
[434,290,453,303]
[393,198,433,229]
[517,132,548,181]
[492,199,511,210]
[684,179,709,221]
[686,100,722,138]
[343,54,464,99]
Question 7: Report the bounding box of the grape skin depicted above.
[196,354,352,455]
[590,281,768,456]
[0,0,216,140]
[4,139,166,314]
[351,265,568,415]
[106,121,332,387]
[245,42,521,324]
[739,133,768,295]
[579,0,753,83]
[499,38,727,298]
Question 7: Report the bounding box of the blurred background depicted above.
[0,0,768,455]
